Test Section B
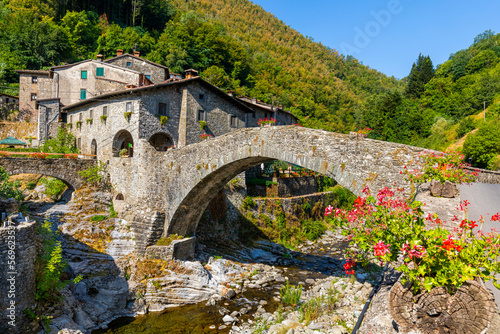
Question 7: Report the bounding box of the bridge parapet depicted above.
[0,157,96,189]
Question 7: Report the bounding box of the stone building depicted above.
[15,70,51,122]
[62,72,257,160]
[0,93,19,120]
[104,50,170,84]
[234,95,298,126]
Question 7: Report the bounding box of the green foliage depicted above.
[40,177,67,201]
[405,54,434,99]
[241,196,256,210]
[109,204,118,218]
[247,178,277,186]
[77,160,108,188]
[280,280,302,308]
[86,118,93,124]
[124,111,132,121]
[463,121,500,168]
[156,234,183,245]
[90,215,108,222]
[160,115,168,125]
[36,221,82,303]
[198,120,207,130]
[100,115,107,123]
[0,167,24,200]
[26,179,38,190]
[456,117,477,138]
[318,175,337,192]
[41,127,78,154]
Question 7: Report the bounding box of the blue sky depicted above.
[251,0,500,79]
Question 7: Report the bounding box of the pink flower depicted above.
[325,205,334,216]
[374,240,391,257]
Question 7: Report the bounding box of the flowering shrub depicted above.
[257,117,276,126]
[200,134,212,140]
[357,127,372,135]
[63,154,77,159]
[327,186,500,294]
[32,152,48,159]
[402,150,477,185]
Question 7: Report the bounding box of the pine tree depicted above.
[405,54,434,99]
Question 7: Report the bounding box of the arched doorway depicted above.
[148,132,174,151]
[112,130,134,157]
[91,139,97,159]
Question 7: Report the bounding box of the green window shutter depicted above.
[81,70,87,79]
[96,67,104,77]
[80,89,86,100]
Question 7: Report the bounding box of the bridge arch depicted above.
[160,126,425,237]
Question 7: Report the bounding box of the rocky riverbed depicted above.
[14,182,500,334]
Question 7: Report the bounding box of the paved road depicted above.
[458,183,500,307]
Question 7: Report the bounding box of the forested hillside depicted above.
[0,0,401,132]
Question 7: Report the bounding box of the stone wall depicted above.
[0,220,38,334]
[37,99,61,142]
[247,176,320,197]
[0,157,95,189]
[18,73,52,122]
[0,122,37,146]
[465,166,500,184]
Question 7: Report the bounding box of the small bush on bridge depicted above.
[41,128,78,154]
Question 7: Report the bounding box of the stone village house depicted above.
[18,50,296,156]
[61,69,297,160]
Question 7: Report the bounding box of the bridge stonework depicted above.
[0,157,96,189]
[108,126,426,252]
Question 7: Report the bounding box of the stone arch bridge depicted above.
[108,126,426,252]
[0,157,96,189]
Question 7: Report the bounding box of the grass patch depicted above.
[156,234,184,246]
[90,215,108,222]
[40,177,67,201]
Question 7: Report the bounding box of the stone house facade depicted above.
[0,93,19,110]
[63,75,254,160]
[16,70,52,122]
[104,50,169,84]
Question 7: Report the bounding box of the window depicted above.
[197,110,206,121]
[61,113,67,123]
[47,108,52,116]
[230,115,237,127]
[30,93,37,101]
[69,115,72,123]
[158,102,167,116]
[126,62,131,67]
[198,93,205,100]
[5,98,9,103]
[126,102,133,113]
[89,109,93,118]
[77,138,81,149]
[103,106,108,116]
[32,76,37,84]
[81,70,87,79]
[96,67,104,77]
[79,113,82,122]
[252,111,256,118]
[80,89,87,100]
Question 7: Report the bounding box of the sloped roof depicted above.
[104,53,168,70]
[237,96,297,120]
[0,136,26,145]
[15,70,50,76]
[0,93,19,99]
[49,59,142,78]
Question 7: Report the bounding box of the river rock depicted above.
[224,288,236,300]
[223,315,236,323]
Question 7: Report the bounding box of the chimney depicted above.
[96,54,103,62]
[252,97,257,104]
[227,90,233,97]
[116,49,124,56]
[126,84,137,89]
[184,69,199,79]
[133,51,140,57]
[278,105,283,110]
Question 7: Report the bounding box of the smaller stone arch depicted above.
[113,193,125,213]
[148,132,174,151]
[90,139,97,159]
[112,130,134,157]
